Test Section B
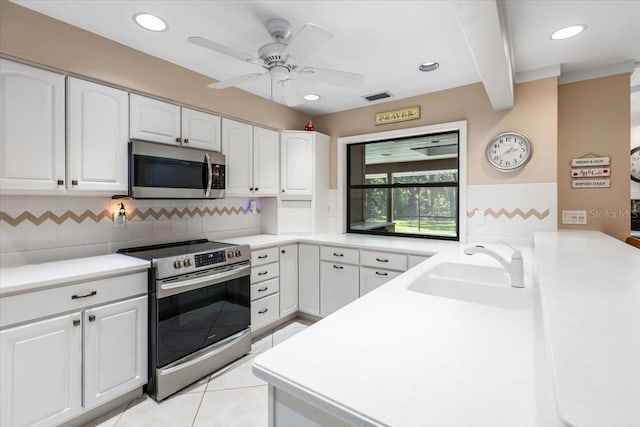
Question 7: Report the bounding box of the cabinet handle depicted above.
[250,187,254,191]
[258,287,268,292]
[88,314,96,322]
[57,179,64,186]
[71,180,78,186]
[257,255,268,259]
[376,258,389,263]
[184,138,189,143]
[73,319,81,327]
[282,189,285,193]
[176,137,182,143]
[258,308,268,314]
[281,250,285,254]
[375,271,388,276]
[333,252,344,257]
[333,265,344,270]
[71,291,97,300]
[258,271,268,276]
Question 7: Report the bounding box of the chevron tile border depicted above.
[0,206,261,227]
[466,208,550,220]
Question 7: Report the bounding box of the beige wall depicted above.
[314,78,558,188]
[0,0,307,130]
[558,74,631,240]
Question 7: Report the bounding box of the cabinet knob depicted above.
[176,137,182,143]
[71,180,78,186]
[57,179,64,186]
[281,250,285,254]
[282,189,285,193]
[250,188,254,191]
[88,314,96,322]
[73,319,81,327]
[255,188,259,191]
[184,138,189,143]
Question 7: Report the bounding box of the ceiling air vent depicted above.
[363,91,392,102]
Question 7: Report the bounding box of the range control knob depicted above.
[184,259,192,267]
[173,260,183,269]
[235,250,241,257]
[227,250,234,259]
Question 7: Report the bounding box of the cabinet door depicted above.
[67,78,128,193]
[253,127,279,196]
[0,312,82,427]
[359,267,400,296]
[320,262,359,316]
[298,244,320,316]
[181,107,221,151]
[222,118,253,196]
[129,94,181,145]
[83,296,147,410]
[0,59,65,193]
[279,244,299,317]
[281,132,313,198]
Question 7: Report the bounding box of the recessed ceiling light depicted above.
[550,24,586,40]
[304,94,320,101]
[133,13,168,32]
[418,61,439,72]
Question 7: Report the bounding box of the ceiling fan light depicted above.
[133,13,168,32]
[304,94,320,101]
[550,24,586,40]
[418,61,439,72]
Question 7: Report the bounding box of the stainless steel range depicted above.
[118,239,251,401]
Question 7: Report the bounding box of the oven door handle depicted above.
[160,265,250,292]
[204,152,213,198]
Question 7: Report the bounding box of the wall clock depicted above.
[632,146,640,183]
[486,131,532,172]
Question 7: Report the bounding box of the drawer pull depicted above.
[73,319,81,327]
[333,252,344,257]
[88,314,96,322]
[258,271,268,276]
[375,271,388,276]
[257,255,268,259]
[71,291,97,300]
[258,287,268,292]
[258,308,268,314]
[376,257,389,263]
[333,265,344,270]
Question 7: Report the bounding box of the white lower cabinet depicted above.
[251,293,279,330]
[298,244,320,316]
[279,245,298,317]
[0,312,82,427]
[359,267,401,296]
[320,262,359,316]
[83,296,147,410]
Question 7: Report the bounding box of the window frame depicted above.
[336,121,468,243]
[346,131,460,241]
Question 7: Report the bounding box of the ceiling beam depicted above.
[451,0,514,110]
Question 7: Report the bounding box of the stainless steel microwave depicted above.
[129,140,225,199]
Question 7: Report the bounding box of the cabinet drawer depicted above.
[320,246,359,265]
[408,254,431,269]
[360,250,407,271]
[251,247,280,267]
[0,272,147,329]
[250,278,279,301]
[359,267,401,296]
[251,262,279,284]
[251,293,279,330]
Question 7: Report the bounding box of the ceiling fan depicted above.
[187,18,365,106]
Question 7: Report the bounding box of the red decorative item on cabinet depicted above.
[304,120,315,131]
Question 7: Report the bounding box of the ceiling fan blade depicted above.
[296,67,365,88]
[278,80,303,107]
[188,36,264,67]
[208,73,268,89]
[282,24,333,65]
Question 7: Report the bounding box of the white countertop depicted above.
[534,231,640,427]
[0,254,150,297]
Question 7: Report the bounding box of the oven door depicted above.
[154,264,250,368]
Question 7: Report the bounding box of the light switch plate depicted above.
[473,209,485,225]
[562,210,587,225]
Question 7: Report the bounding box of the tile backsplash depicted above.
[0,196,263,267]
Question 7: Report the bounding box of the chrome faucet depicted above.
[464,242,524,288]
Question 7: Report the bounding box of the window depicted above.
[347,131,459,240]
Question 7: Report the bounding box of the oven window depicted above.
[133,155,208,190]
[156,276,250,367]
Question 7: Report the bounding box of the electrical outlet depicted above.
[473,209,485,225]
[562,210,587,225]
[113,212,127,228]
[250,200,257,215]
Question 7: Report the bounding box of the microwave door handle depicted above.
[204,153,213,197]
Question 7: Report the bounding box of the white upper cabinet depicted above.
[67,78,128,193]
[222,118,253,196]
[129,94,181,146]
[181,107,221,151]
[281,132,314,198]
[0,59,66,193]
[253,126,279,196]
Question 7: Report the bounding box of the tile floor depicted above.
[84,318,313,427]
